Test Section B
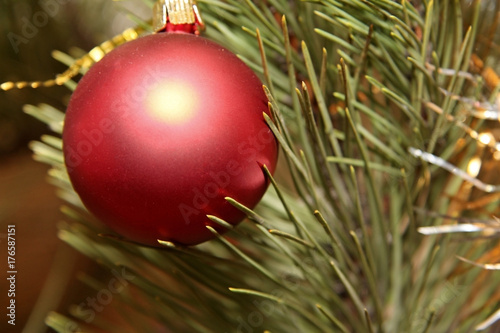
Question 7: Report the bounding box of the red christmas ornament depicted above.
[62,32,278,246]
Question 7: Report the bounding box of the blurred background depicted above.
[0,1,149,331]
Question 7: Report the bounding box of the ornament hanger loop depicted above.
[153,0,205,34]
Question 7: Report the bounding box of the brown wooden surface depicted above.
[0,149,91,333]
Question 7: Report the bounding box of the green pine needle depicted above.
[18,0,500,332]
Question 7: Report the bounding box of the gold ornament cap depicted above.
[153,0,204,34]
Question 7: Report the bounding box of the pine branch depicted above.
[18,0,500,332]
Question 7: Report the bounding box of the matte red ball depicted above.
[63,33,278,246]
